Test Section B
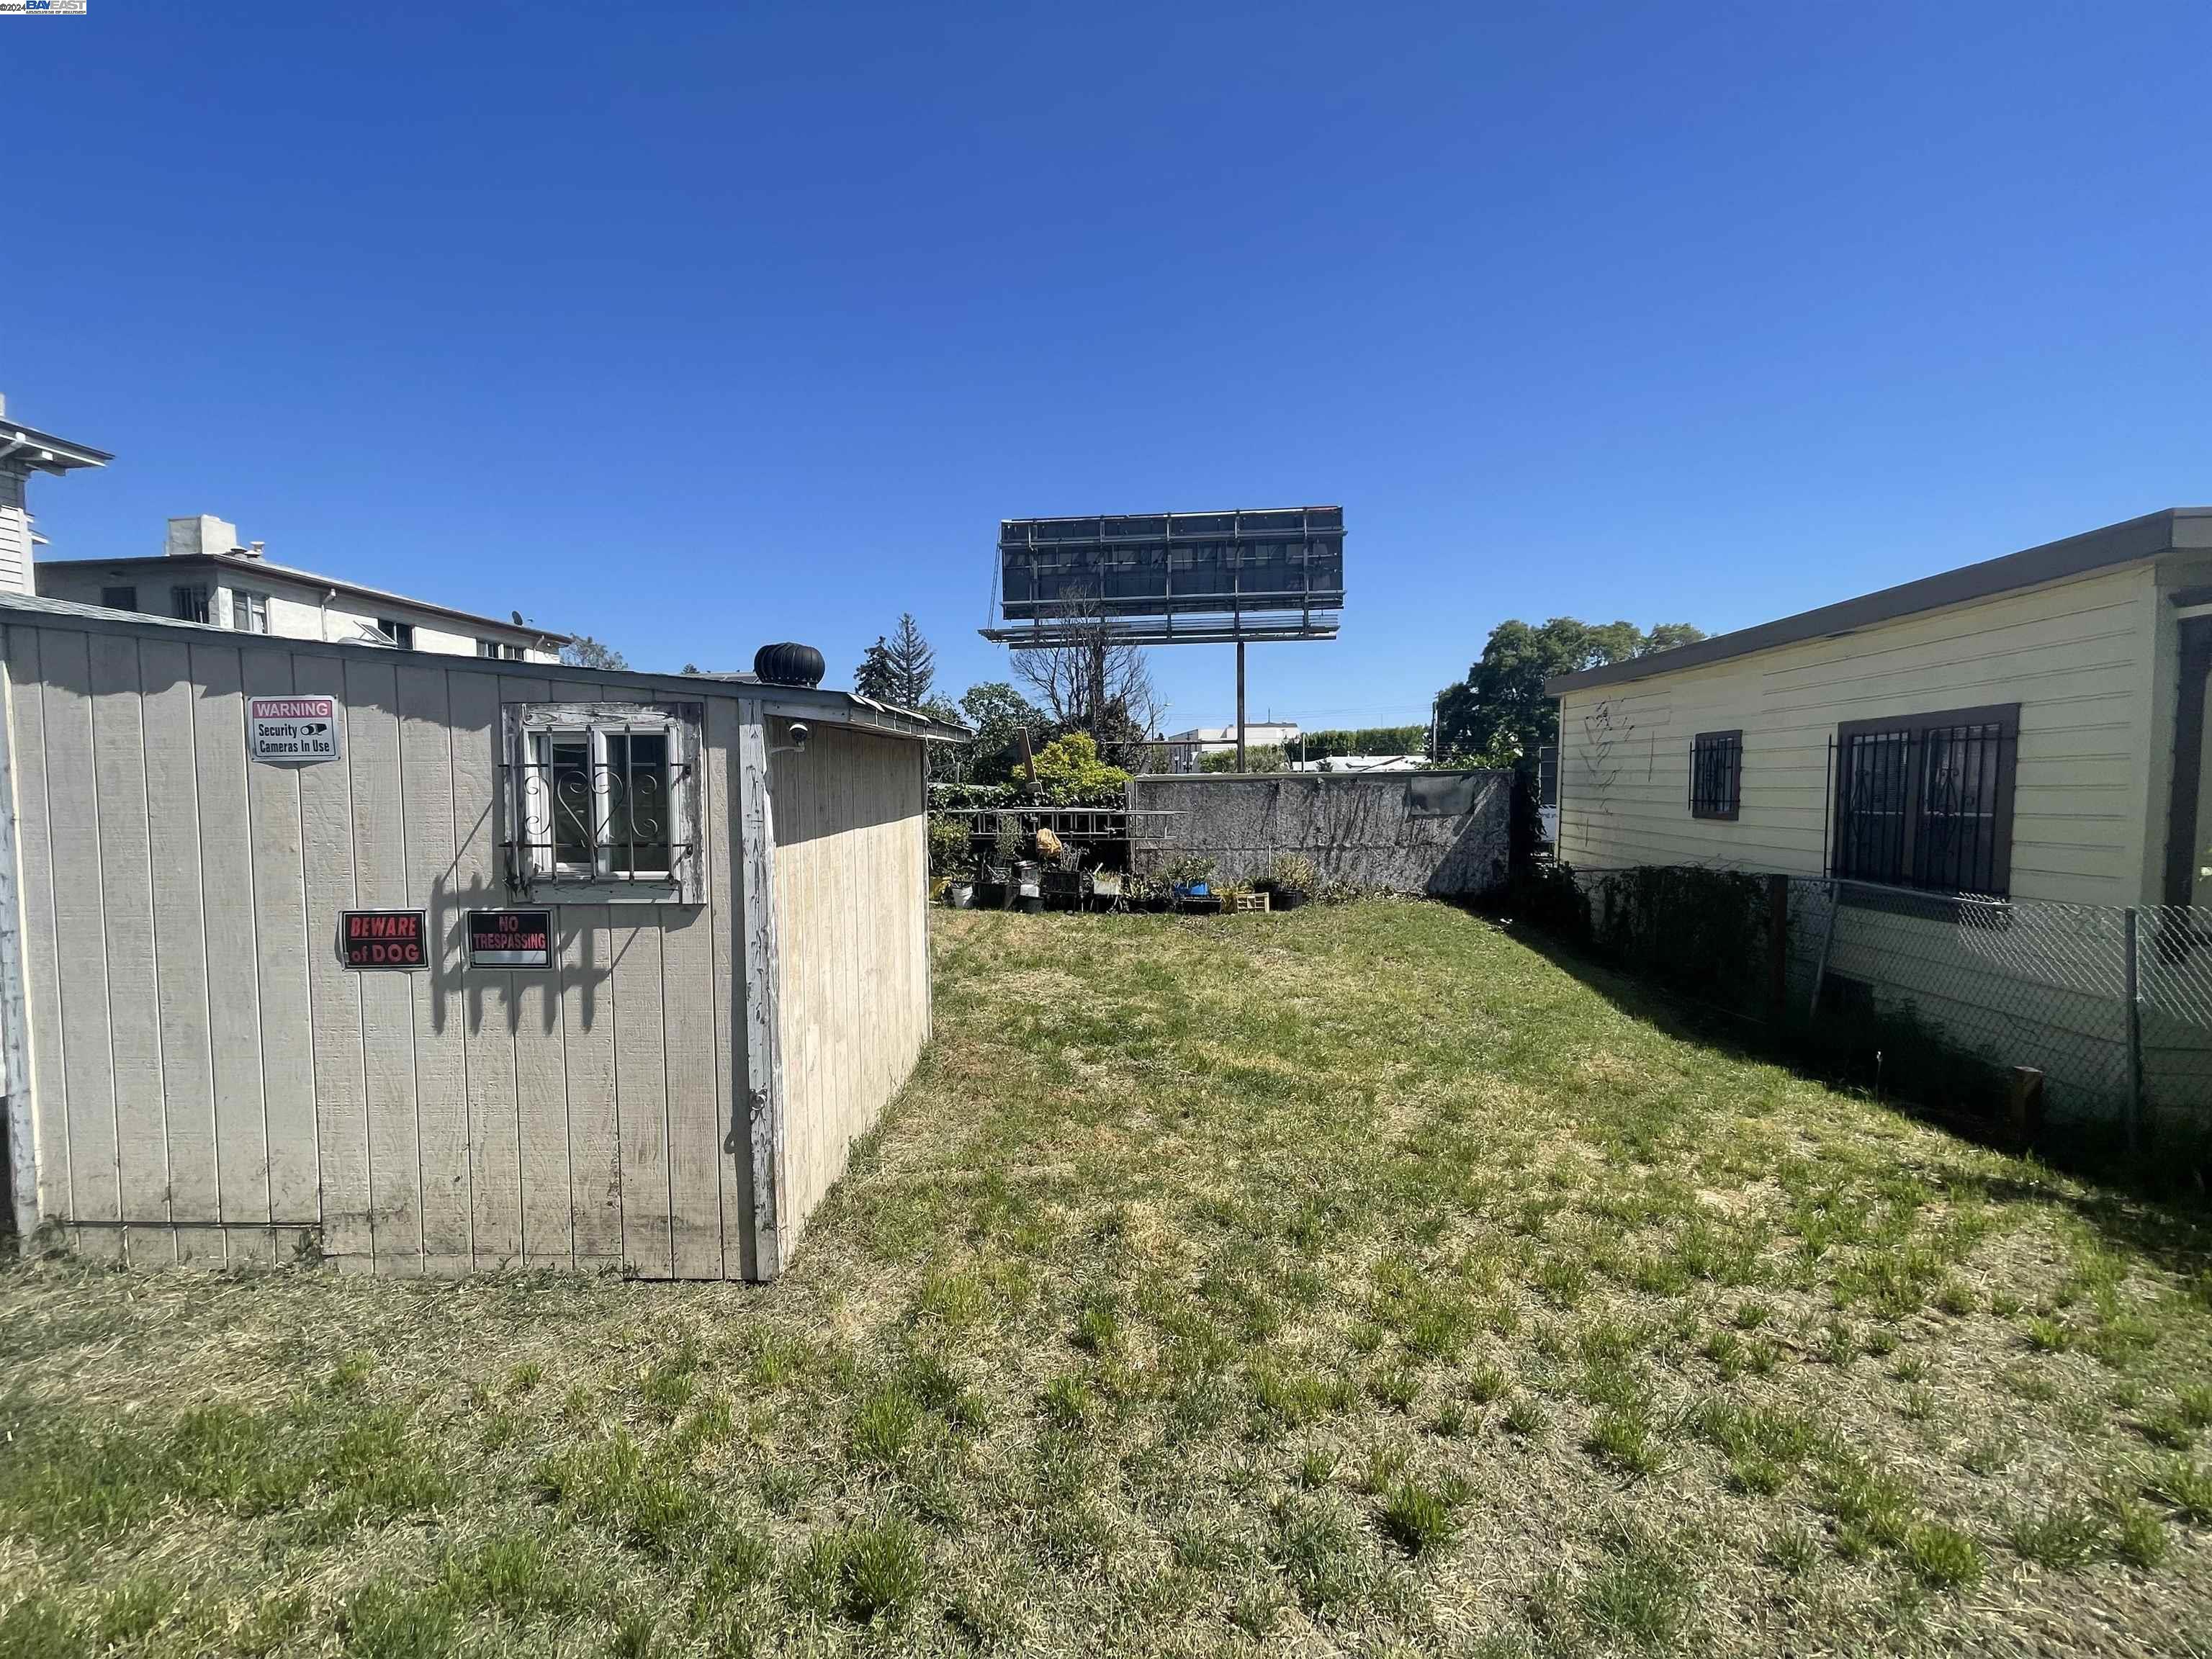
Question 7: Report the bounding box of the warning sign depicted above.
[341,909,427,970]
[249,695,341,764]
[467,909,552,969]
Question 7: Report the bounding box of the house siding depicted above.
[1556,562,2159,905]
[0,469,27,596]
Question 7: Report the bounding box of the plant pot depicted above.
[1271,889,1307,912]
[948,882,976,909]
[1019,897,1045,915]
[1179,894,1225,915]
[976,881,1007,909]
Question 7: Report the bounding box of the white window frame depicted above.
[231,588,271,634]
[501,701,705,904]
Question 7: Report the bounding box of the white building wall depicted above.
[35,565,559,662]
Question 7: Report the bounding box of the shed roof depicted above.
[0,590,968,742]
[1545,507,2212,697]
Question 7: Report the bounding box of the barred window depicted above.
[1830,705,2018,897]
[500,702,705,903]
[1689,730,1742,820]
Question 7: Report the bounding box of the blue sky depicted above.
[7,2,2208,732]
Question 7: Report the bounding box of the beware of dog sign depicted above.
[341,909,427,970]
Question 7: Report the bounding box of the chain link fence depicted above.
[1556,865,2212,1145]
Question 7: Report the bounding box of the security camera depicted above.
[787,721,810,752]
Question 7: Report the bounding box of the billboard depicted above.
[984,507,1344,647]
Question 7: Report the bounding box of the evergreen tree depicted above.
[855,613,937,707]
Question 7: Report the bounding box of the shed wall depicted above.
[3,621,755,1274]
[769,718,930,1249]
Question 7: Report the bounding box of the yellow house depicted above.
[1545,508,2212,1134]
[1547,508,2212,909]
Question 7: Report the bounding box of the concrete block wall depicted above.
[1127,769,1511,896]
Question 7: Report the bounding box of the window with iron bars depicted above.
[1830,703,2018,897]
[1689,729,1742,819]
[500,703,705,902]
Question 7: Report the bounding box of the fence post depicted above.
[2123,907,2145,1156]
[1766,873,1789,1017]
[2008,1066,2046,1150]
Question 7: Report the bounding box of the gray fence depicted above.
[1570,866,2212,1141]
[1129,770,1511,896]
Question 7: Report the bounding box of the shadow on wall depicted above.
[769,719,921,848]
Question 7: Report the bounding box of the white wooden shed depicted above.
[0,593,959,1278]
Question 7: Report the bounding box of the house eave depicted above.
[1546,508,2212,698]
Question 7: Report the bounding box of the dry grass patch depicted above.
[4,901,2211,1655]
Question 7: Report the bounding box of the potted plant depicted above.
[1163,853,1220,912]
[1256,852,1318,912]
[986,819,1021,909]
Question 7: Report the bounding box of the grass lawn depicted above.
[6,900,2212,1658]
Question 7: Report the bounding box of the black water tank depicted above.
[753,642,826,688]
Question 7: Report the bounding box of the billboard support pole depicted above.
[1236,639,1247,772]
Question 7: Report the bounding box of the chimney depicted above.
[166,515,240,559]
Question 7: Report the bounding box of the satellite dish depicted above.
[511,610,525,625]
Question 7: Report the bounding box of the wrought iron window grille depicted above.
[1689,730,1743,820]
[1827,705,2019,901]
[498,703,706,904]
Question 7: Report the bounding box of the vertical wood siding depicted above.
[769,719,930,1250]
[3,624,792,1275]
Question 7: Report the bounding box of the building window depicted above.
[1689,730,1743,820]
[1830,704,2019,896]
[231,590,271,634]
[500,702,704,902]
[504,642,527,660]
[376,618,415,650]
[172,584,212,624]
[100,585,138,612]
[477,639,501,659]
[479,638,526,660]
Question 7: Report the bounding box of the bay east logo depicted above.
[1,1,91,12]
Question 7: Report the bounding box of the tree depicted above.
[1200,743,1287,773]
[561,634,629,671]
[954,681,1046,784]
[1028,732,1130,805]
[1005,583,1165,767]
[1432,617,1704,763]
[855,613,937,708]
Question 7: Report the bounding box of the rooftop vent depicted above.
[754,642,825,688]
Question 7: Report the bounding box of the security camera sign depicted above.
[248,695,341,763]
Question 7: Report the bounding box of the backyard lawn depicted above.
[5,901,2212,1658]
